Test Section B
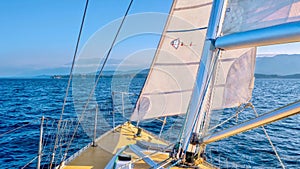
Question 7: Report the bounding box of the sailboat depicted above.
[43,0,300,168]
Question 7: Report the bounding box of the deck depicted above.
[61,122,217,169]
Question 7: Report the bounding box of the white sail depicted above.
[223,0,300,35]
[194,1,300,141]
[210,48,256,110]
[131,0,213,121]
[208,0,300,110]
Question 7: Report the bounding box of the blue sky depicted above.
[0,0,299,77]
[0,0,173,76]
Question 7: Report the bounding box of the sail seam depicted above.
[130,0,178,122]
[174,2,212,11]
[213,84,225,88]
[143,89,192,95]
[154,62,200,66]
[218,58,236,62]
[166,27,207,33]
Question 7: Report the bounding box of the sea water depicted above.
[0,78,299,168]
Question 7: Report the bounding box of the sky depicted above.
[0,0,173,76]
[0,0,299,77]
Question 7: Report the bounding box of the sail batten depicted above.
[166,27,207,33]
[174,2,213,11]
[154,62,200,66]
[143,89,192,96]
[130,0,213,121]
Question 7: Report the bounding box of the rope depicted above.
[207,104,249,132]
[50,0,90,167]
[201,50,224,136]
[249,103,286,169]
[21,156,38,169]
[0,121,35,137]
[180,49,221,156]
[41,120,55,169]
[59,0,134,165]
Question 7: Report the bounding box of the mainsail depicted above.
[182,0,300,153]
[208,0,300,114]
[209,0,300,110]
[131,0,213,121]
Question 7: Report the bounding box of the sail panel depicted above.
[211,48,256,110]
[131,0,213,121]
[223,0,300,35]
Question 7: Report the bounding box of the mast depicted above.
[181,0,226,153]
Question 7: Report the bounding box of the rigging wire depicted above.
[41,120,54,169]
[58,0,134,165]
[21,156,38,169]
[249,103,286,169]
[50,0,90,167]
[201,49,225,136]
[206,103,249,133]
[0,120,36,137]
[180,49,221,156]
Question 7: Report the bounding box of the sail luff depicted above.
[129,0,178,122]
[203,101,300,144]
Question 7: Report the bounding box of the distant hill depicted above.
[14,67,71,78]
[255,73,300,79]
[8,54,300,78]
[255,54,300,75]
[51,69,150,79]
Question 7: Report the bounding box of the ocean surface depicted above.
[0,78,299,169]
